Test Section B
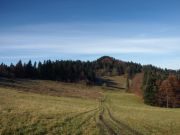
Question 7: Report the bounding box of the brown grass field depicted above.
[0,76,180,135]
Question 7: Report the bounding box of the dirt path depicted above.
[97,96,118,135]
[99,108,117,135]
[105,105,143,135]
[97,94,142,135]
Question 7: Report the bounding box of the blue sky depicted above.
[0,0,180,69]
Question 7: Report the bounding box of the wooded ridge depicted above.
[0,56,179,108]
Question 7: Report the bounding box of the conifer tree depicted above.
[143,71,157,105]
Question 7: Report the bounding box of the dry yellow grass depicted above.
[0,76,180,135]
[0,87,99,135]
[0,79,102,99]
[104,91,180,135]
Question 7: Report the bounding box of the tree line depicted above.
[0,60,96,83]
[0,56,142,83]
[142,65,180,108]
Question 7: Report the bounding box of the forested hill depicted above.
[0,56,143,82]
[0,56,180,108]
[0,56,179,84]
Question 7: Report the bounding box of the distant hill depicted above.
[0,56,180,108]
[97,56,115,63]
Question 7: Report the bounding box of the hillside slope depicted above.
[0,76,180,135]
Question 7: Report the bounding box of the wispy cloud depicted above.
[0,22,180,69]
[1,35,180,54]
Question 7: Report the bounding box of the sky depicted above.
[0,0,180,69]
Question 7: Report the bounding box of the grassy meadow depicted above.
[0,87,101,135]
[104,91,180,135]
[0,76,180,135]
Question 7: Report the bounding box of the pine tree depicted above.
[14,60,24,78]
[143,71,157,105]
[25,60,33,78]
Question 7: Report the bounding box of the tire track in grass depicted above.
[74,109,100,134]
[95,107,109,135]
[99,106,117,135]
[54,108,98,133]
[62,108,98,124]
[66,110,96,135]
[105,105,143,135]
[98,96,117,135]
[100,95,142,135]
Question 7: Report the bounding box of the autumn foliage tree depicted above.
[158,75,180,108]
